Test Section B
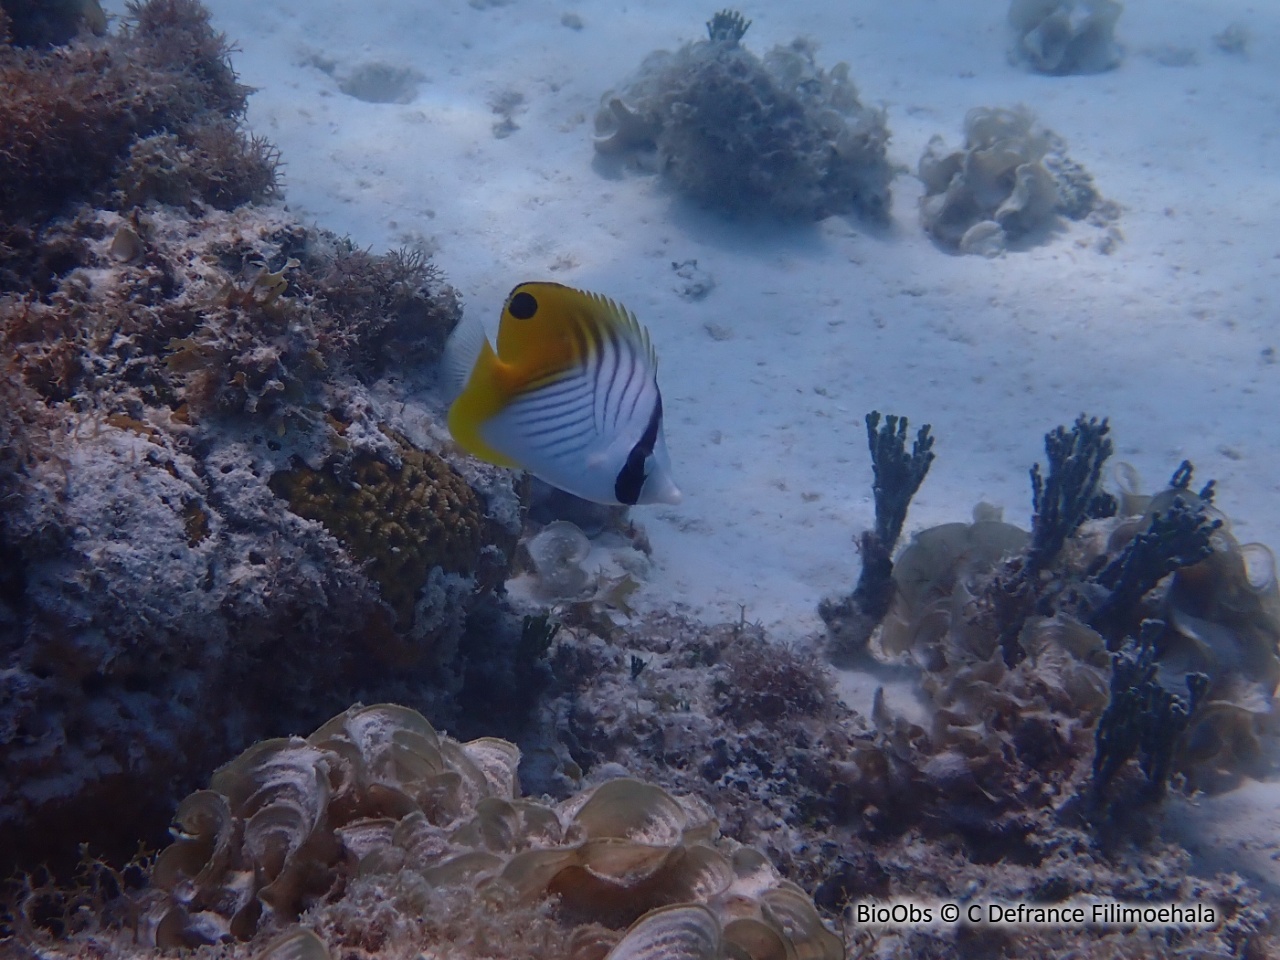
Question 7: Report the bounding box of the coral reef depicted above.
[0,0,277,229]
[1008,0,1123,75]
[820,411,935,663]
[0,0,521,878]
[918,106,1112,254]
[593,10,893,222]
[8,437,1280,959]
[0,209,520,877]
[543,607,1275,959]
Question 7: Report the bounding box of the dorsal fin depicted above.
[439,312,489,402]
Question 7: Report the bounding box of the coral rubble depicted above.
[594,10,893,222]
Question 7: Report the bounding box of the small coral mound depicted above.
[152,703,841,960]
[918,106,1109,254]
[1008,0,1123,75]
[269,437,498,635]
[594,10,892,222]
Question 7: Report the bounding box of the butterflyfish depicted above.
[443,281,682,506]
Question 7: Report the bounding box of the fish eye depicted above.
[508,290,538,320]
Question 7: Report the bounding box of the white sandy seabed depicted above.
[108,0,1280,884]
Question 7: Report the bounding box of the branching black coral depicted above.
[990,415,1114,667]
[867,412,936,550]
[1027,414,1115,575]
[821,411,934,663]
[1087,491,1222,648]
[706,9,750,45]
[1092,622,1209,802]
[1168,457,1216,503]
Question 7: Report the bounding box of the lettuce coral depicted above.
[919,106,1115,255]
[149,703,841,960]
[1008,0,1123,75]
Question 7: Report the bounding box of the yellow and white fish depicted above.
[442,281,681,506]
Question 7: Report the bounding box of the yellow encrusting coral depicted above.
[268,439,489,628]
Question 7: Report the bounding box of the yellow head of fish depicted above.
[443,281,681,506]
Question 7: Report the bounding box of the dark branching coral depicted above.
[593,11,893,222]
[868,412,937,553]
[1086,484,1222,648]
[1027,414,1115,575]
[1092,622,1209,801]
[918,107,1110,255]
[990,414,1114,666]
[820,411,934,662]
[1008,0,1123,75]
[705,8,750,45]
